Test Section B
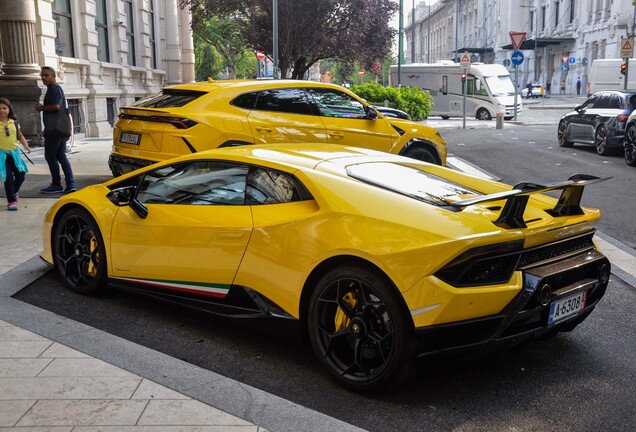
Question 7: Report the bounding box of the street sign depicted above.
[562,64,567,71]
[509,32,526,51]
[503,59,511,67]
[358,69,365,76]
[569,57,576,64]
[621,38,634,58]
[460,52,471,68]
[256,51,265,61]
[511,51,524,65]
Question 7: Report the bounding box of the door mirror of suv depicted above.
[365,106,378,120]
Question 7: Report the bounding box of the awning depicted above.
[501,37,575,50]
[454,47,495,54]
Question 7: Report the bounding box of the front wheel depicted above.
[476,108,492,121]
[625,125,636,166]
[53,208,107,295]
[557,121,574,147]
[307,264,414,391]
[403,146,438,164]
[595,125,610,155]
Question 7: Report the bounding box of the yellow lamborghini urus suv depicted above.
[109,80,447,176]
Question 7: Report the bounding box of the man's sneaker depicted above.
[64,183,77,193]
[40,184,64,194]
[7,202,17,211]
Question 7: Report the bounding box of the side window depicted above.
[246,167,311,204]
[581,95,598,109]
[466,77,474,95]
[231,92,258,110]
[629,95,636,111]
[136,161,248,205]
[612,95,624,109]
[306,88,367,118]
[474,78,488,96]
[595,94,611,109]
[442,76,448,95]
[254,89,312,115]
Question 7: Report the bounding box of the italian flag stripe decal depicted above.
[113,276,230,298]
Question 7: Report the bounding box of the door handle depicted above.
[255,126,272,133]
[329,132,345,139]
[216,231,245,239]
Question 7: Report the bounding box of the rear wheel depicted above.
[595,125,610,155]
[53,208,107,295]
[557,120,574,147]
[440,115,450,120]
[307,264,414,391]
[476,108,491,121]
[624,125,636,166]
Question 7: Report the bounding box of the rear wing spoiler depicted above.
[450,174,610,229]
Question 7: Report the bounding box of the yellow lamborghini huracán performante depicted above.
[42,144,610,391]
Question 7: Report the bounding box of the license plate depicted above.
[548,291,587,325]
[119,132,141,145]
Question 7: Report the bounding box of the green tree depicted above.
[180,0,397,79]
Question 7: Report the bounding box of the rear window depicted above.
[347,162,479,206]
[131,90,207,108]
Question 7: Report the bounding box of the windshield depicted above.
[346,162,479,206]
[484,75,516,97]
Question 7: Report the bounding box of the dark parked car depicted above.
[557,90,636,155]
[374,106,412,120]
[622,110,636,166]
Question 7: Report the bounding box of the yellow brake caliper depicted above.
[334,291,358,331]
[87,236,99,277]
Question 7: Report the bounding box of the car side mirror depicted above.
[365,106,378,120]
[106,186,148,219]
[574,104,584,112]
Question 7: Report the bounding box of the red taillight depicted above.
[618,114,629,122]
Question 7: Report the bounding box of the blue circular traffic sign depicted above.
[511,51,524,65]
[562,64,568,71]
[569,57,576,64]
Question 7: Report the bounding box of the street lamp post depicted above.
[273,0,278,79]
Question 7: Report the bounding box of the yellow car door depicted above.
[247,88,327,144]
[109,161,253,296]
[306,87,395,152]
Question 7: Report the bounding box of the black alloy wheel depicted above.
[557,120,574,147]
[595,125,610,155]
[404,146,437,164]
[307,264,414,391]
[53,208,107,295]
[624,125,636,166]
[476,108,492,121]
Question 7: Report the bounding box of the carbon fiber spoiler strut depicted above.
[450,174,611,229]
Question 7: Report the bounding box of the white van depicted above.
[390,62,521,120]
[588,58,636,95]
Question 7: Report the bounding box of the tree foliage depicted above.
[349,82,433,121]
[180,0,397,79]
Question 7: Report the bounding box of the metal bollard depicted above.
[495,112,504,129]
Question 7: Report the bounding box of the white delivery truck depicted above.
[588,58,636,95]
[390,61,522,120]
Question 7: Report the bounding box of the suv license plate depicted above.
[119,132,141,145]
[548,291,587,325]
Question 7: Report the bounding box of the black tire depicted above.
[404,145,438,164]
[624,125,636,166]
[595,125,610,155]
[476,108,491,121]
[557,120,574,147]
[53,208,107,295]
[440,115,450,120]
[307,264,414,391]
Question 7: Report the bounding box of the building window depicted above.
[107,98,116,126]
[125,0,136,66]
[149,0,157,69]
[96,0,109,62]
[68,99,82,134]
[52,0,74,57]
[554,1,560,27]
[570,0,575,23]
[530,10,534,32]
[541,6,547,31]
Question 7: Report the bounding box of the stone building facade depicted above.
[0,0,195,144]
[405,0,636,95]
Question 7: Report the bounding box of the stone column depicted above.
[0,0,45,144]
[164,0,182,84]
[179,7,195,83]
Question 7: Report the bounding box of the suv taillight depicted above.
[618,114,629,122]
